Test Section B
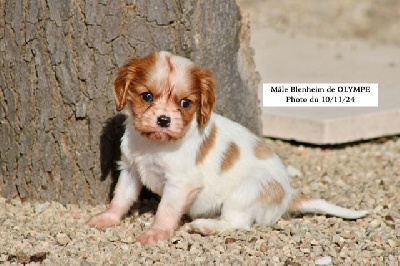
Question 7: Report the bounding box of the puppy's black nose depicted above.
[157,115,171,128]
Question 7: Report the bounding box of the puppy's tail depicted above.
[287,193,368,219]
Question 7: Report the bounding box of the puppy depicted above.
[88,51,368,245]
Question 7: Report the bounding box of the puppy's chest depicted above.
[133,154,168,195]
[134,150,197,193]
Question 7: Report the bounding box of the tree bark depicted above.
[0,0,261,204]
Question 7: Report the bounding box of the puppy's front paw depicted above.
[138,227,173,246]
[87,212,121,229]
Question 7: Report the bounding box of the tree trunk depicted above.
[0,0,261,204]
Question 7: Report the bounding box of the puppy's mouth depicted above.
[140,130,178,142]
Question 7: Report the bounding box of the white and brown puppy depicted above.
[88,51,368,245]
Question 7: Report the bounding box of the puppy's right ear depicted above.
[114,65,131,112]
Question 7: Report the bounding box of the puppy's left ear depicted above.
[193,68,215,126]
[113,53,156,112]
[114,65,131,112]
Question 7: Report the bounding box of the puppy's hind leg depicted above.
[190,189,256,235]
[87,166,142,229]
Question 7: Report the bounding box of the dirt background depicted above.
[238,0,400,46]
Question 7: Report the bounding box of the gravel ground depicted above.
[1,137,399,265]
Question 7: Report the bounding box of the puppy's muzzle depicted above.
[157,115,171,128]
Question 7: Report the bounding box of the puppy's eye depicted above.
[180,99,191,108]
[141,92,153,102]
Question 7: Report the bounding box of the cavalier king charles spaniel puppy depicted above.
[88,51,368,245]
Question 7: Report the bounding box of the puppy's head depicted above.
[114,51,215,142]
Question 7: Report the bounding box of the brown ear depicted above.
[113,53,156,112]
[114,66,130,111]
[195,68,215,126]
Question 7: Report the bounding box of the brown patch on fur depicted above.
[254,139,274,159]
[257,180,285,205]
[287,193,308,212]
[196,124,217,165]
[190,67,215,125]
[220,142,240,174]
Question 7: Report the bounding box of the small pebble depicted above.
[11,198,22,206]
[56,233,70,246]
[121,233,136,244]
[272,256,280,262]
[260,244,268,252]
[369,219,381,229]
[387,239,396,248]
[300,247,310,253]
[225,237,237,244]
[34,203,47,214]
[287,165,302,177]
[315,256,332,265]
